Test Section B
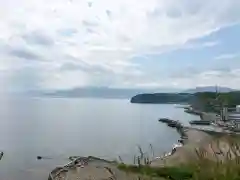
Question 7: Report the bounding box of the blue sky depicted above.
[0,0,240,91]
[134,24,240,77]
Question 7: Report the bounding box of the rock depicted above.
[178,139,184,144]
[0,152,3,160]
[49,156,154,180]
[37,156,42,160]
[159,118,172,123]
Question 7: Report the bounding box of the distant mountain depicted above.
[183,86,237,94]
[35,86,180,99]
[29,86,237,99]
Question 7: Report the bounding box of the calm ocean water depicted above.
[0,97,199,180]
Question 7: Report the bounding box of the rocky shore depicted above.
[48,156,155,180]
[48,126,240,180]
[47,120,217,180]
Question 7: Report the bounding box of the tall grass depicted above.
[189,138,240,180]
[117,137,240,180]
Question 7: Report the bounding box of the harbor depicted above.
[158,109,234,134]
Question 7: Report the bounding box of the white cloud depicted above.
[201,41,220,47]
[166,69,240,89]
[134,67,240,89]
[0,0,240,90]
[214,53,239,60]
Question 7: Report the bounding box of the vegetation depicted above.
[131,91,240,113]
[118,158,240,180]
[218,92,240,107]
[130,93,191,104]
[118,164,193,180]
[192,91,240,112]
[117,138,240,180]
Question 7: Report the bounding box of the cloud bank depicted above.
[0,0,240,91]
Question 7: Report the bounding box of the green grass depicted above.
[118,164,193,180]
[191,158,240,180]
[118,159,240,180]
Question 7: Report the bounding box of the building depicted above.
[224,106,240,129]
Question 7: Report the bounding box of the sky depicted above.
[0,0,240,92]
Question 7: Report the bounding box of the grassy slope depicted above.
[118,159,240,180]
[117,135,240,180]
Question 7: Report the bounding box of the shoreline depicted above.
[47,121,204,179]
[150,126,212,167]
[47,127,216,179]
[47,117,208,179]
[47,109,240,179]
[151,124,240,167]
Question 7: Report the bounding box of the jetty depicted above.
[158,118,183,129]
[189,120,211,125]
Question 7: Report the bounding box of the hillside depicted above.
[130,93,191,104]
[191,91,240,112]
[131,91,240,112]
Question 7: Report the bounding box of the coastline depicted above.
[151,126,240,167]
[47,113,214,179]
[48,127,223,179]
[47,108,240,179]
[150,127,212,167]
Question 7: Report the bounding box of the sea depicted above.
[0,97,199,180]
